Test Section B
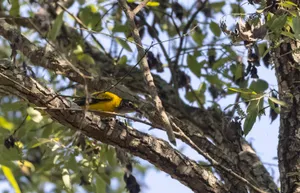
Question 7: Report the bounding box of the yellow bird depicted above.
[73,91,138,114]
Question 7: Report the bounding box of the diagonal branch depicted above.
[118,0,176,145]
[133,0,151,15]
[0,18,279,193]
[0,59,226,193]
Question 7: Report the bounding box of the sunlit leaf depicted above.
[94,173,106,193]
[9,0,20,17]
[27,107,43,123]
[78,5,102,31]
[212,57,231,70]
[0,116,14,130]
[268,97,287,107]
[48,12,64,41]
[210,21,221,37]
[243,100,260,135]
[228,87,257,95]
[187,54,201,77]
[116,38,133,52]
[112,23,129,33]
[77,53,95,66]
[292,16,300,40]
[29,138,52,148]
[268,14,287,31]
[235,63,243,81]
[192,30,205,46]
[249,79,269,93]
[147,2,160,6]
[243,111,257,136]
[118,55,127,65]
[62,168,72,192]
[1,165,21,193]
[210,2,225,12]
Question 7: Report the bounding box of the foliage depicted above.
[0,0,296,192]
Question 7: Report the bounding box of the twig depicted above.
[133,0,151,15]
[118,0,176,145]
[174,0,208,68]
[172,123,267,193]
[13,114,28,135]
[105,45,152,92]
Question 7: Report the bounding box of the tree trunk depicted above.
[275,42,300,193]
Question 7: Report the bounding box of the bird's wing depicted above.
[74,92,113,106]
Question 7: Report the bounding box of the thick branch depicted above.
[0,18,279,193]
[0,59,226,193]
[273,41,300,193]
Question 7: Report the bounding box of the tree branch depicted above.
[0,18,279,193]
[0,59,226,193]
[133,0,150,15]
[118,0,176,145]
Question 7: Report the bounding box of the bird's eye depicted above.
[128,102,136,108]
[128,102,134,107]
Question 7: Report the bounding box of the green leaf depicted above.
[78,0,85,5]
[279,1,298,8]
[292,16,300,40]
[268,14,287,31]
[62,168,72,192]
[210,2,225,12]
[53,154,60,165]
[94,173,106,193]
[0,101,27,112]
[116,38,132,52]
[228,87,257,95]
[198,82,206,93]
[67,155,79,172]
[29,138,52,148]
[249,79,269,93]
[231,3,245,14]
[112,23,129,33]
[0,116,14,130]
[187,54,201,77]
[192,30,205,46]
[78,5,102,31]
[117,55,127,65]
[235,63,243,81]
[9,0,20,17]
[0,145,22,161]
[185,83,206,106]
[268,97,287,107]
[48,12,64,41]
[147,2,160,6]
[268,98,280,113]
[73,45,84,55]
[106,148,116,166]
[281,31,295,39]
[243,110,257,136]
[2,165,21,193]
[212,57,231,70]
[243,100,259,135]
[206,75,221,86]
[210,21,221,37]
[27,107,43,123]
[77,53,95,66]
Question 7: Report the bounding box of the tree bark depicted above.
[0,59,226,193]
[0,17,279,192]
[274,42,300,193]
